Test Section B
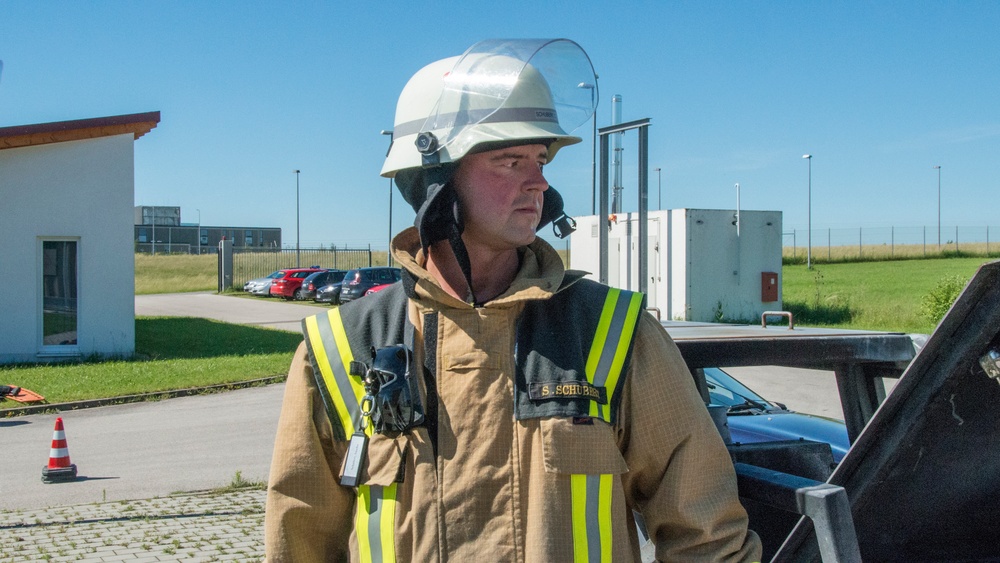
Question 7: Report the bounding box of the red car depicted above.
[269,268,324,301]
[364,283,395,297]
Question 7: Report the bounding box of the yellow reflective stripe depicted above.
[356,486,373,563]
[304,309,369,437]
[602,292,644,407]
[585,288,620,385]
[326,308,367,425]
[571,473,614,563]
[380,484,397,563]
[355,484,397,563]
[597,474,614,563]
[305,314,357,436]
[586,289,644,421]
[571,474,590,563]
[586,289,620,420]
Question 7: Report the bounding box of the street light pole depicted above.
[577,81,598,215]
[803,154,813,269]
[151,205,156,256]
[294,169,301,267]
[654,167,661,210]
[934,165,941,249]
[735,183,741,237]
[382,130,394,266]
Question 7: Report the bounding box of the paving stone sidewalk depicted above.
[0,489,265,562]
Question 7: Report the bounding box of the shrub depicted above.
[920,275,969,323]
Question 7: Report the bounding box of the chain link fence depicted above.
[783,225,998,262]
[232,246,376,288]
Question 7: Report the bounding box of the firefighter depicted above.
[265,38,761,562]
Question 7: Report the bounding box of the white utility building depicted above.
[570,208,783,323]
[0,112,159,364]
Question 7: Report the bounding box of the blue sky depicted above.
[2,1,998,249]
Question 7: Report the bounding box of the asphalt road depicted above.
[135,291,321,333]
[1,384,284,511]
[2,292,854,512]
[1,292,314,512]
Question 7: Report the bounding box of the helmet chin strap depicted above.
[445,209,481,307]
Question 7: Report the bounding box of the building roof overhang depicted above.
[0,111,160,150]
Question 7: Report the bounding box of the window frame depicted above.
[38,237,81,358]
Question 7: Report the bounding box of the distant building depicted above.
[0,112,159,364]
[133,205,281,253]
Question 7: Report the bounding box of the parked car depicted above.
[244,270,283,296]
[269,268,324,301]
[364,283,395,297]
[315,282,344,305]
[703,367,850,462]
[339,267,402,304]
[299,269,346,301]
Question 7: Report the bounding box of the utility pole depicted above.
[294,170,301,267]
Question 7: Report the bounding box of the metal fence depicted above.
[783,225,998,261]
[135,243,196,255]
[233,246,376,288]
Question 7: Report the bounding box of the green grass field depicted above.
[781,257,992,333]
[135,253,219,294]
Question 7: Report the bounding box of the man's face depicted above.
[452,143,550,252]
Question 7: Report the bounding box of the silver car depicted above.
[244,271,283,296]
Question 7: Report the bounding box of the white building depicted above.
[0,112,159,364]
[570,209,783,323]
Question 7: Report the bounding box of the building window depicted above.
[200,230,208,245]
[245,232,254,246]
[41,240,78,347]
[138,228,148,243]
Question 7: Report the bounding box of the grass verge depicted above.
[1,317,301,413]
[781,257,992,333]
[135,253,218,294]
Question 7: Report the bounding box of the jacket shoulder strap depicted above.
[301,283,408,440]
[516,280,646,424]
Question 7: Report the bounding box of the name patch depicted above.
[529,381,607,404]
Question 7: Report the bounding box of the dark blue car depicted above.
[704,367,850,462]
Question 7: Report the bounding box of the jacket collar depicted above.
[390,227,578,308]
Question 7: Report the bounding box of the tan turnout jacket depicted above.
[265,227,761,562]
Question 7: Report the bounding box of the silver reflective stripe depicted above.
[585,475,603,563]
[393,107,560,138]
[367,485,385,562]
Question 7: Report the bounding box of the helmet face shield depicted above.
[382,38,599,177]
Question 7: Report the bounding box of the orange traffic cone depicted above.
[41,417,77,483]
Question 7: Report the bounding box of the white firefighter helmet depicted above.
[381,38,598,179]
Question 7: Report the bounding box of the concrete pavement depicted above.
[135,291,321,333]
[1,489,265,562]
[1,385,284,512]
